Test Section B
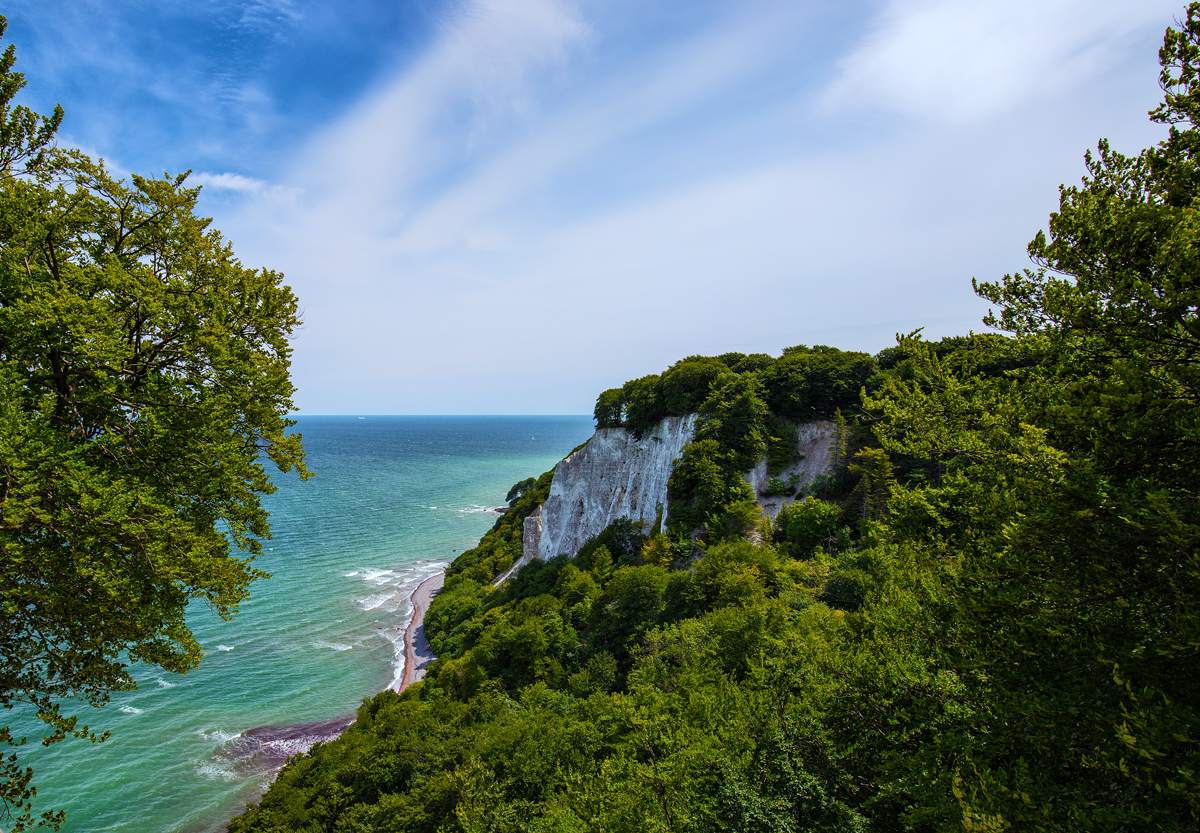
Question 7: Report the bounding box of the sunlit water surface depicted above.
[12,416,593,833]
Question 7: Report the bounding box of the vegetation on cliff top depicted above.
[229,8,1200,832]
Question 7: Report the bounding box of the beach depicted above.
[397,572,445,692]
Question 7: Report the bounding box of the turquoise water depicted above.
[10,416,594,833]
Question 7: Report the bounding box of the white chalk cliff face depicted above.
[531,415,697,561]
[743,420,837,520]
[493,416,836,585]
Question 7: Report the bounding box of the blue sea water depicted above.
[10,415,594,833]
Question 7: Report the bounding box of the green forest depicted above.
[227,11,1200,833]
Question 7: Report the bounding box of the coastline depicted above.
[396,572,445,692]
[218,572,447,829]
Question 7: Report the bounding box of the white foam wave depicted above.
[119,705,143,715]
[312,641,353,652]
[380,627,406,691]
[343,571,359,577]
[261,736,327,758]
[357,592,400,612]
[197,763,240,781]
[216,645,235,652]
[155,678,177,689]
[360,568,396,585]
[197,728,241,744]
[458,505,499,514]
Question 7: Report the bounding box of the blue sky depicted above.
[5,0,1185,414]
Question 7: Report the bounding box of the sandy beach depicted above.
[397,572,445,692]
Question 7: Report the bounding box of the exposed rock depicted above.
[492,505,542,586]
[524,503,543,554]
[744,420,837,519]
[532,415,697,561]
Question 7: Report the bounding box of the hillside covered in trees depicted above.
[228,10,1200,832]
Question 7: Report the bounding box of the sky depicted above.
[3,0,1186,414]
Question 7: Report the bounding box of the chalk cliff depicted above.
[744,420,837,520]
[493,416,835,585]
[533,415,697,561]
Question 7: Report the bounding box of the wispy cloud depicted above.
[824,0,1180,123]
[236,0,304,31]
[191,171,268,192]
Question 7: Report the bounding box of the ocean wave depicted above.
[457,504,499,514]
[356,592,400,612]
[119,705,144,715]
[360,568,396,584]
[311,641,353,652]
[382,628,406,691]
[154,678,177,689]
[216,645,235,652]
[197,728,242,744]
[197,762,240,782]
[343,571,359,577]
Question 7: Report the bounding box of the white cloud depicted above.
[824,0,1180,123]
[236,0,303,30]
[191,171,269,192]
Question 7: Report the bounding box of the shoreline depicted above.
[216,572,446,829]
[396,571,445,692]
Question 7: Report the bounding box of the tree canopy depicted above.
[0,18,307,830]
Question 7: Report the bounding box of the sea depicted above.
[8,415,595,833]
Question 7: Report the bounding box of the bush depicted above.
[782,498,842,558]
[760,475,800,497]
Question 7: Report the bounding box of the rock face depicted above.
[493,415,837,585]
[743,420,837,519]
[534,415,697,561]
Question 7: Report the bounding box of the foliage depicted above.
[0,21,307,830]
[695,374,768,473]
[574,516,650,568]
[505,477,536,505]
[622,374,667,438]
[666,439,755,538]
[0,29,59,178]
[758,474,799,498]
[661,357,733,415]
[666,375,774,540]
[764,346,877,421]
[593,387,624,428]
[855,9,1200,821]
[775,498,842,559]
[765,414,801,476]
